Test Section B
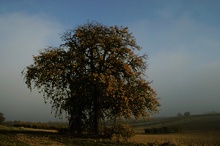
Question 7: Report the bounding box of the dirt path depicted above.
[16,134,65,146]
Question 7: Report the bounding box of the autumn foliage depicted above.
[22,22,159,135]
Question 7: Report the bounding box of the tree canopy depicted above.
[22,22,159,135]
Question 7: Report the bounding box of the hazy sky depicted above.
[0,0,220,122]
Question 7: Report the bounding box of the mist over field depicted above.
[0,0,220,122]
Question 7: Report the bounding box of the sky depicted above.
[0,0,220,122]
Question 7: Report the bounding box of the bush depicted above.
[144,128,153,134]
[144,125,182,134]
[58,128,70,134]
[103,123,135,142]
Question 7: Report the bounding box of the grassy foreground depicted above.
[0,125,147,146]
[1,114,220,145]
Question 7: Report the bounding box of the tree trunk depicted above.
[69,104,83,135]
[94,100,101,135]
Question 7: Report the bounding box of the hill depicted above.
[130,113,220,133]
[127,113,220,145]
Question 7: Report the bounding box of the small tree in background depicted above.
[177,113,183,117]
[0,113,5,124]
[22,21,159,135]
[184,112,191,117]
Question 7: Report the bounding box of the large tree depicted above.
[22,22,159,135]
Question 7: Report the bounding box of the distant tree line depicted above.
[177,112,191,117]
[0,112,5,124]
[3,121,67,130]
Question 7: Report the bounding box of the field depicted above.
[129,113,220,145]
[0,125,144,146]
[0,114,220,145]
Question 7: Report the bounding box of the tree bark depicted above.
[94,96,101,135]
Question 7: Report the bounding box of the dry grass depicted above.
[15,134,64,146]
[129,114,220,145]
[19,127,58,133]
[1,114,220,145]
[129,131,220,146]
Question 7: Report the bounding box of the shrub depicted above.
[144,125,182,134]
[58,128,70,134]
[144,128,153,134]
[162,126,169,133]
[103,123,135,142]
